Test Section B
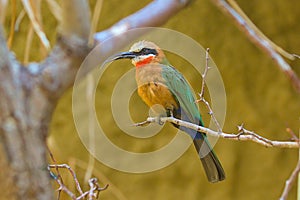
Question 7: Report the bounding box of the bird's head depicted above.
[111,41,168,67]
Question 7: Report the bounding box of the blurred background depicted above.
[1,0,300,199]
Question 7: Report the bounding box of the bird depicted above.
[110,40,225,183]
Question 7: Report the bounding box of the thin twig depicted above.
[55,178,77,200]
[24,25,34,64]
[84,75,96,183]
[286,126,299,142]
[198,48,210,98]
[88,178,96,200]
[45,0,62,21]
[21,0,50,49]
[47,147,63,199]
[292,54,300,59]
[70,157,128,200]
[139,116,299,148]
[76,178,108,200]
[48,164,84,195]
[14,9,26,32]
[279,160,300,200]
[7,0,16,48]
[48,163,108,200]
[197,48,222,133]
[76,179,108,200]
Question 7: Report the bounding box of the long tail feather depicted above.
[193,139,225,183]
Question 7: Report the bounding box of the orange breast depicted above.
[137,83,178,110]
[135,64,179,113]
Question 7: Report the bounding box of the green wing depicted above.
[161,65,204,126]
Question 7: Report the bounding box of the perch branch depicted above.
[211,0,300,93]
[279,160,300,200]
[139,116,299,148]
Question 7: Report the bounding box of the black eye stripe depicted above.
[137,48,158,56]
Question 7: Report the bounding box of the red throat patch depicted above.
[135,56,154,67]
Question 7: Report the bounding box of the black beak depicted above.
[110,52,136,61]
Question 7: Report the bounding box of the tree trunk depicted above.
[0,38,55,199]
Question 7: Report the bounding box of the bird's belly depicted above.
[137,82,178,112]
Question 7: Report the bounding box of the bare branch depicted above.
[77,180,108,200]
[38,0,92,97]
[89,0,103,45]
[55,178,77,200]
[21,0,50,50]
[84,75,96,183]
[94,0,192,42]
[286,127,299,142]
[141,116,299,148]
[199,48,210,98]
[47,147,63,199]
[0,0,8,24]
[45,0,62,22]
[279,160,300,200]
[6,0,16,48]
[48,164,84,196]
[59,0,91,39]
[292,54,300,59]
[70,158,127,200]
[48,164,108,200]
[197,48,222,133]
[211,0,300,93]
[0,27,11,69]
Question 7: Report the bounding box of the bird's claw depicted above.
[155,115,164,125]
[167,109,174,118]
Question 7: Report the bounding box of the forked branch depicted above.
[48,164,108,200]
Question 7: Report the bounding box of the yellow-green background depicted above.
[2,0,300,199]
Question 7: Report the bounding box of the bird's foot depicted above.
[166,109,174,118]
[154,115,165,125]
